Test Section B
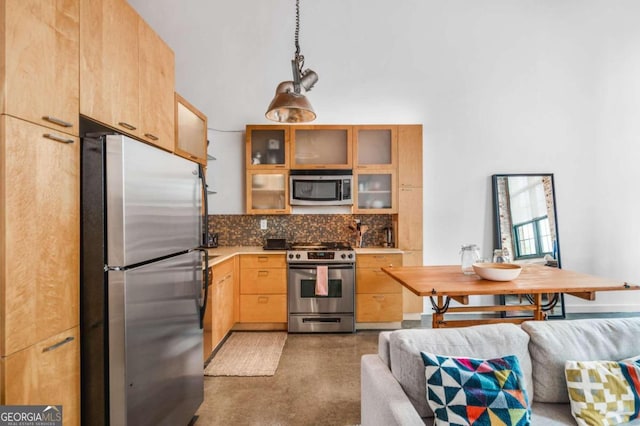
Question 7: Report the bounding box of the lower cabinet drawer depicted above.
[240,269,287,294]
[356,293,402,322]
[356,269,402,294]
[239,295,287,323]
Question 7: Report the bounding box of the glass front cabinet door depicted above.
[354,171,397,213]
[246,171,290,214]
[353,126,397,169]
[246,126,289,169]
[290,126,352,169]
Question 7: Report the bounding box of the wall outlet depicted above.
[260,219,267,230]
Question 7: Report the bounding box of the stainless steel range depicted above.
[287,242,356,333]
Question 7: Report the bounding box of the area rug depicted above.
[204,332,288,377]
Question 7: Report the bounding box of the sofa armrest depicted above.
[361,354,426,426]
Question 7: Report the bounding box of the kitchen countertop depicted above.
[204,246,404,267]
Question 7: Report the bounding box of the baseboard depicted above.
[356,322,402,330]
[565,304,640,314]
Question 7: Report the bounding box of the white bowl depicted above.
[472,263,522,281]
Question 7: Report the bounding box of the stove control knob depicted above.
[341,253,346,259]
[348,253,354,259]
[295,253,301,259]
[288,253,294,259]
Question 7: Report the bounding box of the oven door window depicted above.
[300,279,342,298]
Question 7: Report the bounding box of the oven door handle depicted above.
[288,264,354,270]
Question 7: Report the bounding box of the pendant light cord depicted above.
[295,0,301,56]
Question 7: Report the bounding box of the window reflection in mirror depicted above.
[492,174,561,267]
[492,173,564,318]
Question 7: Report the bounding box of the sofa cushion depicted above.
[421,352,531,426]
[565,359,640,426]
[522,317,640,403]
[389,323,533,418]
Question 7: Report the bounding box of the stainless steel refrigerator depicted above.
[81,133,206,426]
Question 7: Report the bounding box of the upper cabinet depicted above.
[353,126,397,170]
[398,125,423,188]
[175,93,208,165]
[246,125,290,169]
[1,0,79,136]
[80,0,175,151]
[290,126,352,169]
[138,18,175,150]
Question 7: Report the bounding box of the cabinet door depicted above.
[175,93,207,165]
[246,171,290,214]
[398,186,423,250]
[2,327,80,426]
[354,126,397,169]
[2,0,79,135]
[290,126,352,169]
[354,171,397,213]
[246,125,289,169]
[398,125,423,188]
[138,18,175,151]
[80,0,140,134]
[1,116,79,356]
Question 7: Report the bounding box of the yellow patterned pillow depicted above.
[565,359,640,426]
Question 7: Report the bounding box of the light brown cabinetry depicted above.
[175,93,208,165]
[0,116,79,421]
[1,327,80,426]
[246,125,289,169]
[290,126,352,169]
[137,17,175,150]
[397,125,424,313]
[246,126,290,214]
[0,0,79,136]
[356,254,403,322]
[80,0,175,151]
[353,126,398,213]
[246,171,290,214]
[239,254,287,324]
[203,258,236,359]
[1,116,79,356]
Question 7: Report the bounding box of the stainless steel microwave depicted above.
[289,170,353,206]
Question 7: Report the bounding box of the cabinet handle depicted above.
[42,336,74,353]
[118,121,137,131]
[258,270,269,277]
[257,256,268,262]
[144,133,159,141]
[373,295,386,300]
[42,115,72,128]
[258,296,269,304]
[43,133,74,144]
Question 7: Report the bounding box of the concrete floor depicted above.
[194,331,380,426]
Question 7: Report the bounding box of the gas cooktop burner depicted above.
[289,241,353,251]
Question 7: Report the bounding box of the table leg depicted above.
[533,293,544,321]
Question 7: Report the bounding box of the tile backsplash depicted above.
[208,214,394,247]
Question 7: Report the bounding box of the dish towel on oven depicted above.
[315,265,329,296]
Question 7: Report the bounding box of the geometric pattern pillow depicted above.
[565,360,640,426]
[421,352,531,426]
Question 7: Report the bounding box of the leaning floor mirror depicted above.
[492,173,565,318]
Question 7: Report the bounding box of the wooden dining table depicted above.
[381,264,640,328]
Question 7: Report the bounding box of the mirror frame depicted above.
[492,173,565,318]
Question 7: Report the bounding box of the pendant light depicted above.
[265,0,318,123]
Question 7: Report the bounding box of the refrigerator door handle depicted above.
[198,164,208,247]
[195,248,209,329]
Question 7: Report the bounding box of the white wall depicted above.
[130,0,640,312]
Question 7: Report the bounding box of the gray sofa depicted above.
[361,317,640,425]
